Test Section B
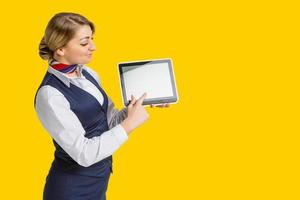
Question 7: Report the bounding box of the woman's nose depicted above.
[89,40,96,51]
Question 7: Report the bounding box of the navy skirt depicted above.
[43,159,112,200]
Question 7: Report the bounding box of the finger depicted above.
[157,103,170,108]
[137,93,147,105]
[131,95,137,104]
[128,95,136,107]
[151,103,163,108]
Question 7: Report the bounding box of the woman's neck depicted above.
[53,55,71,65]
[66,69,80,78]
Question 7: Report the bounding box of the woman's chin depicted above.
[79,58,92,65]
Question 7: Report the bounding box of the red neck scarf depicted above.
[49,60,78,73]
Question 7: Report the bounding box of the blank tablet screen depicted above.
[118,59,178,106]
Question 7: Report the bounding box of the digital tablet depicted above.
[118,58,179,106]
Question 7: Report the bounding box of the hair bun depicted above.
[39,37,53,60]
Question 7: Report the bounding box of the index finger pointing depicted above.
[137,93,147,105]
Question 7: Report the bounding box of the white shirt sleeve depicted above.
[106,96,128,129]
[35,85,128,167]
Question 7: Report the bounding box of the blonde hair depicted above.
[39,12,95,60]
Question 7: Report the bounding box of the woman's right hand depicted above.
[121,93,149,135]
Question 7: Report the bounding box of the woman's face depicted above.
[55,25,96,65]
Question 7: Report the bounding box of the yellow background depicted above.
[0,0,299,199]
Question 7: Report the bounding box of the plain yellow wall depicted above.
[0,0,299,199]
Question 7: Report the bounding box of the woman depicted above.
[34,12,168,200]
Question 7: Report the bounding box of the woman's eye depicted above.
[81,43,88,46]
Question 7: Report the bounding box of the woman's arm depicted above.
[106,97,128,129]
[35,86,128,167]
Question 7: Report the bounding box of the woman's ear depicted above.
[55,48,65,57]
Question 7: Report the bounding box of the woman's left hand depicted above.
[150,103,170,108]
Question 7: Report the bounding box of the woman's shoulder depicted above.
[35,85,65,103]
